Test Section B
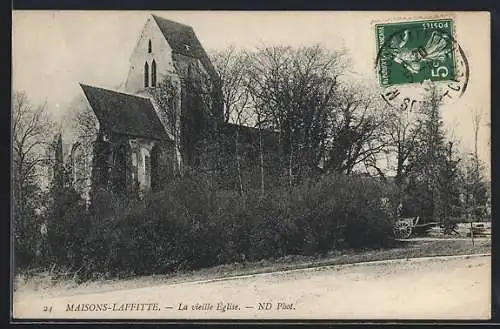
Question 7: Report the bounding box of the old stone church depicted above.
[79,14,225,197]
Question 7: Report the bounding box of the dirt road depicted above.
[13,254,490,320]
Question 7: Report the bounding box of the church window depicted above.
[144,155,151,179]
[148,39,152,53]
[151,59,157,87]
[144,61,149,88]
[114,145,128,194]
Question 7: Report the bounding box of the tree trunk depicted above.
[288,122,293,187]
[259,123,265,197]
[288,143,293,187]
[395,152,404,186]
[235,128,244,196]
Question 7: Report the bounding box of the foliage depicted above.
[21,171,395,280]
[398,86,464,223]
[459,152,489,220]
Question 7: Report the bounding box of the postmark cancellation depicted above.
[375,17,469,111]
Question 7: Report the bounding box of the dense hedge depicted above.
[21,173,397,280]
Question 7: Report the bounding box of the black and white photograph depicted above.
[12,11,491,320]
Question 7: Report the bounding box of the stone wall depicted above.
[90,130,177,199]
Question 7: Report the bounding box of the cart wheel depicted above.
[443,222,458,235]
[393,221,413,239]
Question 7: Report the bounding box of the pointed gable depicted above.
[151,14,219,81]
[80,84,169,141]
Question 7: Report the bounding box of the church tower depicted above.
[123,14,223,168]
[80,14,223,198]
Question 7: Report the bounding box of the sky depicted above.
[12,11,491,174]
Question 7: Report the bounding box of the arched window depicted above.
[148,39,152,53]
[151,59,157,87]
[144,155,151,178]
[150,143,162,191]
[144,61,149,88]
[144,154,151,188]
[113,144,128,195]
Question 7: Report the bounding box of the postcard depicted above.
[12,11,491,320]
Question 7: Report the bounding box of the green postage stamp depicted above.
[376,19,456,86]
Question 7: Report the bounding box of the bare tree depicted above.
[383,107,423,184]
[12,91,55,265]
[209,45,393,190]
[210,48,253,195]
[243,45,288,190]
[210,47,251,124]
[244,44,350,185]
[472,107,483,167]
[460,107,489,219]
[13,91,55,213]
[322,83,390,175]
[68,95,99,200]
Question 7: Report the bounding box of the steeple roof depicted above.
[151,14,219,81]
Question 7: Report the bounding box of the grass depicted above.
[14,238,491,299]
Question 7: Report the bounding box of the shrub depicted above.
[31,172,396,280]
[45,187,89,269]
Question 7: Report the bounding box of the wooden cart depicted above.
[392,216,439,239]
